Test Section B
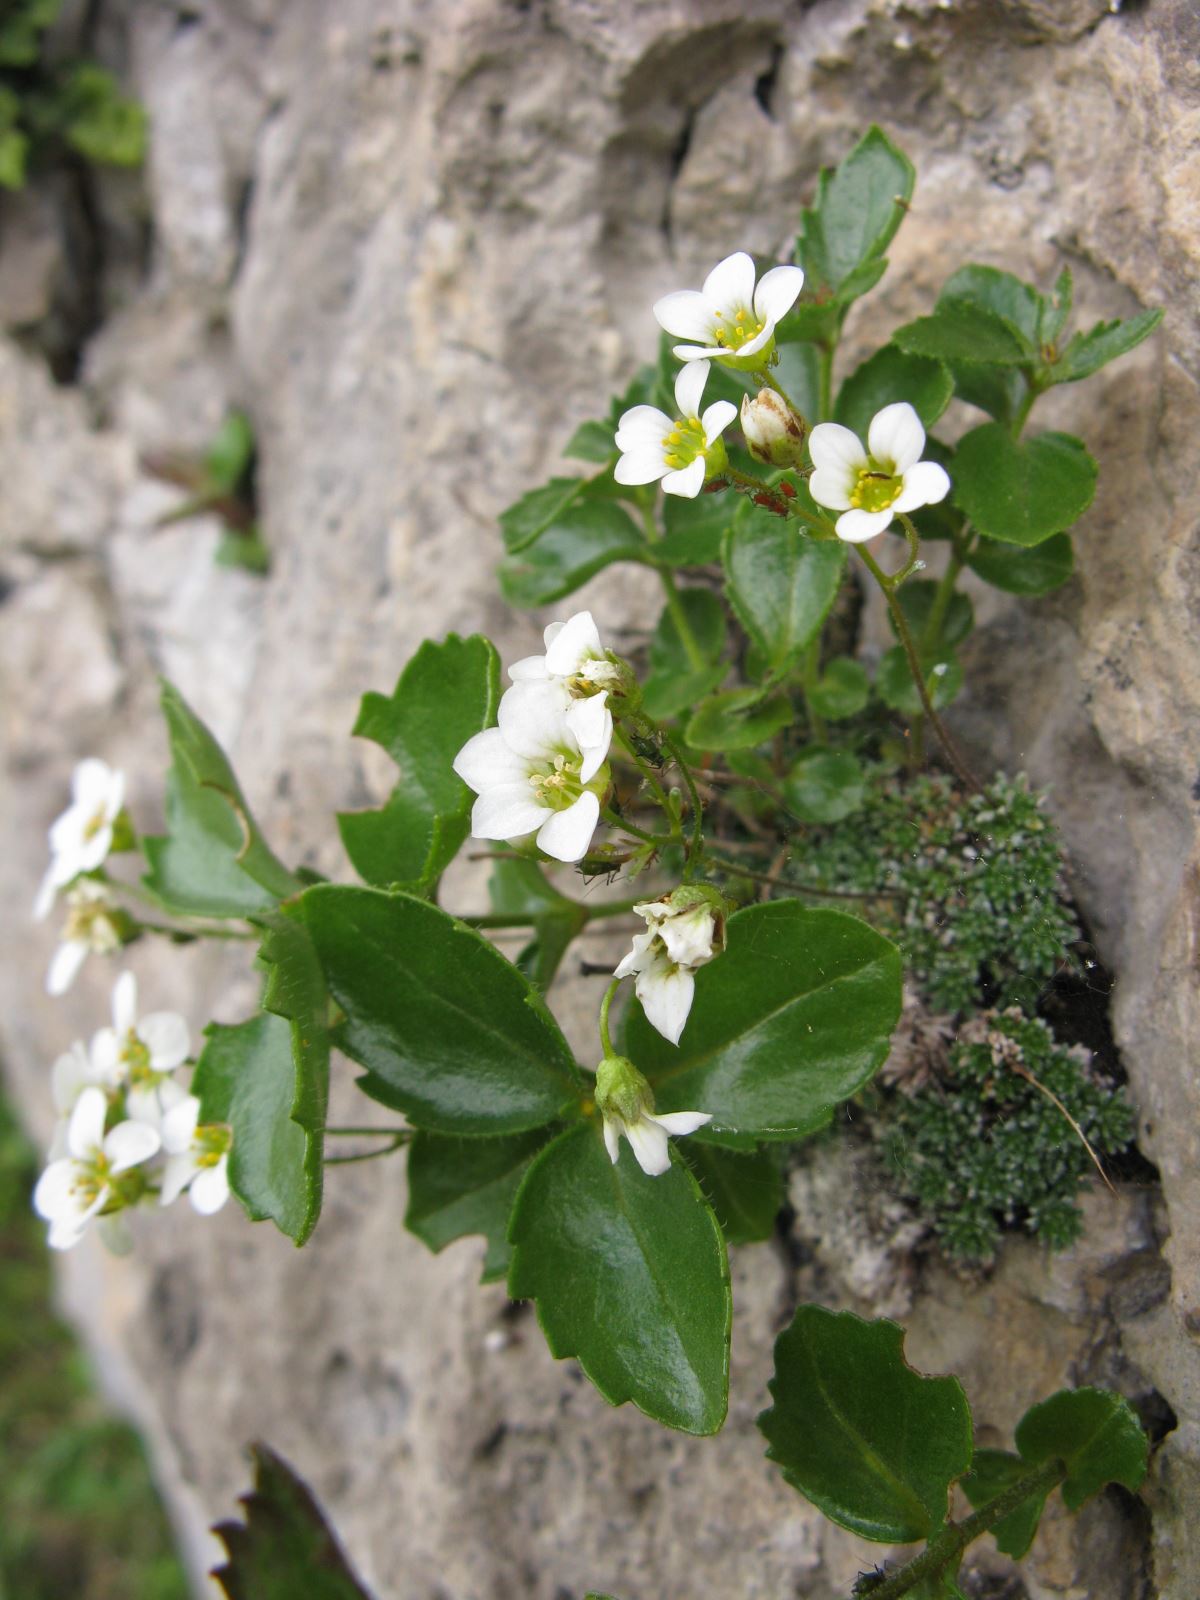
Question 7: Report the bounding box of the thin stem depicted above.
[598,975,622,1058]
[1011,380,1040,438]
[891,514,923,587]
[616,726,677,830]
[325,1135,410,1166]
[857,1458,1065,1600]
[816,341,834,421]
[135,918,257,943]
[601,808,671,847]
[460,896,647,930]
[325,1125,412,1138]
[662,730,704,881]
[705,852,896,901]
[641,501,707,671]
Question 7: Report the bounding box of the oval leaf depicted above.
[498,501,648,607]
[685,687,794,752]
[835,346,953,441]
[758,1306,973,1543]
[966,532,1073,596]
[783,749,866,824]
[1013,1387,1148,1510]
[952,424,1097,548]
[961,1449,1049,1559]
[797,125,915,300]
[723,510,847,671]
[508,1121,731,1435]
[810,656,870,721]
[406,1128,550,1283]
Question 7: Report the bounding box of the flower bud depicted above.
[594,1054,654,1126]
[740,389,807,469]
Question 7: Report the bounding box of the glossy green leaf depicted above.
[809,656,870,721]
[939,264,1041,347]
[625,901,902,1140]
[966,532,1074,596]
[303,886,580,1135]
[656,489,736,566]
[143,680,300,918]
[563,421,616,463]
[952,424,1097,547]
[783,749,866,824]
[890,580,975,651]
[723,509,846,671]
[894,300,1033,367]
[337,634,500,892]
[876,645,962,717]
[212,1443,374,1600]
[642,589,728,719]
[508,1121,731,1435]
[406,1128,550,1283]
[758,1306,973,1543]
[834,346,953,441]
[500,477,586,553]
[796,126,915,301]
[499,501,648,606]
[961,1449,1049,1559]
[682,1142,782,1245]
[487,856,586,992]
[1013,1387,1148,1510]
[193,1011,319,1245]
[1050,308,1163,385]
[685,687,794,752]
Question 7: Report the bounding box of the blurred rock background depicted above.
[0,1,1197,1596]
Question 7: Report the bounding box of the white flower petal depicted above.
[868,402,925,474]
[52,1043,93,1113]
[602,1116,621,1164]
[67,1087,108,1158]
[636,962,695,1046]
[808,467,855,511]
[661,458,706,499]
[111,971,138,1036]
[703,251,756,315]
[614,404,672,451]
[544,611,602,677]
[508,654,550,682]
[90,1027,121,1082]
[835,507,896,543]
[497,681,571,759]
[614,929,655,980]
[893,460,951,513]
[701,399,737,444]
[672,341,725,363]
[653,289,716,343]
[808,422,868,478]
[658,907,718,968]
[471,787,551,842]
[732,324,774,361]
[105,1118,161,1173]
[536,790,600,863]
[624,1114,672,1177]
[48,1218,89,1250]
[673,360,710,420]
[33,1159,81,1222]
[126,1077,190,1130]
[46,938,89,996]
[614,450,669,487]
[33,865,59,921]
[753,263,805,324]
[140,1011,190,1072]
[190,1159,230,1215]
[161,1094,201,1154]
[159,1152,195,1208]
[74,827,114,875]
[72,758,115,812]
[649,1110,713,1137]
[453,728,529,793]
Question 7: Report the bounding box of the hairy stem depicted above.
[662,730,705,881]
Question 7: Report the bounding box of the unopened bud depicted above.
[594,1055,654,1125]
[740,389,808,469]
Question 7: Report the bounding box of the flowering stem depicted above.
[854,1457,1065,1600]
[325,1125,412,1138]
[598,975,622,1058]
[461,897,646,929]
[135,917,257,943]
[640,501,707,671]
[816,341,835,421]
[601,808,672,847]
[661,730,704,881]
[892,515,923,586]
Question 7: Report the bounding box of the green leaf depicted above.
[894,301,1033,367]
[642,590,728,719]
[214,527,270,575]
[1050,308,1163,385]
[1013,1387,1148,1510]
[60,65,146,168]
[809,656,869,721]
[758,1306,973,1543]
[890,580,974,650]
[563,421,616,464]
[143,680,300,918]
[783,749,866,824]
[205,412,256,492]
[681,1142,782,1244]
[500,477,586,553]
[507,1121,731,1435]
[952,424,1097,547]
[796,126,915,302]
[961,1449,1049,1559]
[966,532,1074,596]
[684,687,794,752]
[337,634,500,892]
[834,346,953,441]
[193,1011,320,1245]
[499,501,648,607]
[624,901,902,1140]
[303,886,580,1135]
[656,489,735,566]
[771,338,822,424]
[212,1443,374,1600]
[487,856,587,992]
[1039,267,1074,346]
[0,126,28,189]
[876,645,962,717]
[939,264,1042,346]
[723,509,847,672]
[406,1128,549,1283]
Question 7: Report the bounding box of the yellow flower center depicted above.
[120,1030,155,1083]
[82,805,108,841]
[529,752,584,812]
[196,1124,232,1167]
[662,415,707,471]
[711,307,765,350]
[849,467,903,514]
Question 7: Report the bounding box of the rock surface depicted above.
[1,0,1198,1596]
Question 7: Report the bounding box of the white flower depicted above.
[453,681,609,864]
[34,759,126,920]
[45,880,124,996]
[33,1086,160,1250]
[508,610,616,765]
[92,971,191,1126]
[158,1095,232,1214]
[614,361,736,499]
[593,1055,711,1178]
[808,402,951,543]
[654,251,805,369]
[48,1038,121,1159]
[615,891,726,1046]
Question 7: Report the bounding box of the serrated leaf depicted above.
[303,886,580,1135]
[656,489,735,566]
[876,644,962,717]
[961,1449,1049,1559]
[499,501,649,606]
[143,680,300,918]
[624,901,901,1140]
[894,301,1033,367]
[834,346,953,441]
[500,476,586,553]
[889,580,974,651]
[952,424,1097,547]
[783,749,866,824]
[487,856,586,992]
[1050,308,1163,385]
[212,1443,374,1600]
[758,1306,973,1543]
[723,509,847,672]
[406,1128,550,1283]
[337,634,500,892]
[681,1142,782,1244]
[966,532,1073,596]
[642,589,728,719]
[685,687,794,752]
[939,264,1042,346]
[797,126,915,301]
[507,1121,731,1435]
[1013,1387,1148,1509]
[809,656,869,721]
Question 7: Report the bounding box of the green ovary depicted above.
[662,415,707,470]
[850,467,902,513]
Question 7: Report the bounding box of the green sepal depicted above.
[681,1141,783,1245]
[507,1122,731,1435]
[337,633,500,892]
[499,501,649,606]
[685,687,794,752]
[796,126,915,304]
[143,679,300,918]
[405,1128,551,1283]
[758,1306,973,1543]
[960,1449,1049,1559]
[723,507,847,672]
[834,346,953,441]
[952,424,1097,547]
[487,856,586,992]
[642,589,728,719]
[783,748,866,824]
[966,532,1073,596]
[1013,1387,1148,1509]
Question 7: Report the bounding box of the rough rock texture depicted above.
[1,0,1198,1596]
